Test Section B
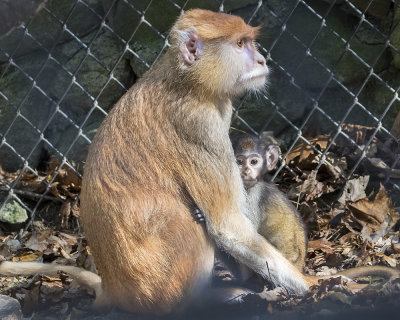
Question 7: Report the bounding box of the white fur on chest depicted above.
[244,183,264,228]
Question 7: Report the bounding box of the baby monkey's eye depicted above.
[236,39,245,48]
[250,159,258,165]
[237,159,243,165]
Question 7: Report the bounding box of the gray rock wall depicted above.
[0,0,399,171]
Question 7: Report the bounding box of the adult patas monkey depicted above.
[1,9,399,314]
[0,10,311,313]
[78,9,311,312]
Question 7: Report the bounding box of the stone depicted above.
[0,15,134,169]
[0,0,46,38]
[0,0,398,173]
[0,295,22,320]
[391,2,400,69]
[321,0,391,20]
[0,200,28,224]
[391,111,400,139]
[0,0,105,64]
[5,239,22,252]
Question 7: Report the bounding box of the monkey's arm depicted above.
[205,206,310,295]
[177,144,310,294]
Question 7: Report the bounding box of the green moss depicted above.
[0,200,28,224]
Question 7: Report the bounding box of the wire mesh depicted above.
[0,0,399,224]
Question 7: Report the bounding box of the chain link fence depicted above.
[0,0,399,226]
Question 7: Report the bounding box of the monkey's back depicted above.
[249,182,307,270]
[80,77,214,313]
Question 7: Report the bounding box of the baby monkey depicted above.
[233,134,307,271]
[195,134,306,272]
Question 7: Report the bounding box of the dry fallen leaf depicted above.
[287,170,335,201]
[345,185,399,242]
[340,124,377,146]
[47,161,81,193]
[346,281,369,294]
[286,135,330,165]
[24,233,48,252]
[60,201,71,230]
[308,238,334,254]
[256,287,287,302]
[338,176,369,204]
[12,252,40,262]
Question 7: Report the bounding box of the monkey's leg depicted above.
[81,191,214,314]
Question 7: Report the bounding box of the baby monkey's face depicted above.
[236,153,264,189]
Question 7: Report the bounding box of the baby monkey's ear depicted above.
[265,145,280,171]
[179,31,203,65]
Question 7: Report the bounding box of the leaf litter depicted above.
[0,124,399,319]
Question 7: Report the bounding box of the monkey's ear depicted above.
[265,145,280,171]
[180,31,203,65]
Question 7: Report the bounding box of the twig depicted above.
[295,191,302,210]
[327,225,345,241]
[265,259,275,289]
[225,293,247,303]
[230,126,248,134]
[0,186,62,202]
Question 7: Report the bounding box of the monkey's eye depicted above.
[236,39,245,48]
[250,159,258,165]
[237,159,243,165]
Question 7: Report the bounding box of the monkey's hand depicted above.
[194,207,205,223]
[205,207,310,295]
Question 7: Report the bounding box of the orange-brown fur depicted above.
[80,9,309,313]
[2,10,397,315]
[172,10,260,41]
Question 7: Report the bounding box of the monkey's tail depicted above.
[0,261,102,298]
[336,265,400,280]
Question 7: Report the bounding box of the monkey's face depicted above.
[178,35,268,97]
[172,10,268,98]
[229,38,269,94]
[198,38,268,97]
[236,153,265,189]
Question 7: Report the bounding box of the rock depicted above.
[223,0,260,11]
[391,2,400,69]
[56,121,101,167]
[0,0,105,64]
[391,111,400,139]
[0,48,55,171]
[112,0,259,77]
[270,0,388,88]
[231,0,392,136]
[321,0,391,20]
[0,200,28,224]
[41,27,134,164]
[0,295,22,320]
[0,0,46,38]
[0,0,398,173]
[0,10,134,169]
[5,239,22,252]
[357,70,400,130]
